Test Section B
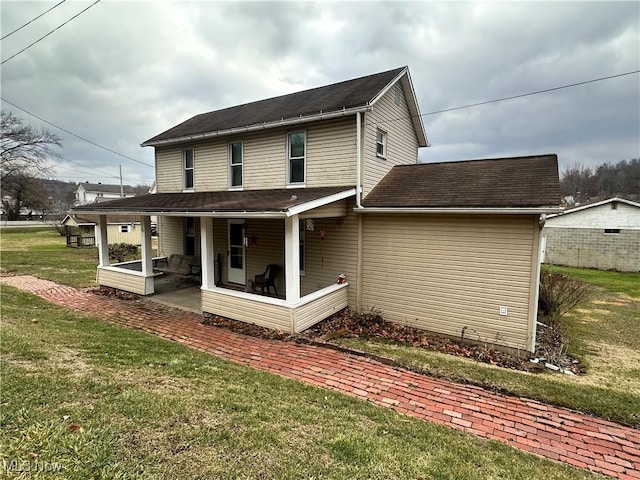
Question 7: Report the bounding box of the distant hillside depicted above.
[41,179,77,213]
[560,159,640,203]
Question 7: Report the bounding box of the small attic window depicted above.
[611,202,618,210]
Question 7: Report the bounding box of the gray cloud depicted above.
[1,0,638,186]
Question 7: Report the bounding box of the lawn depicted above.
[0,286,599,479]
[0,228,98,288]
[336,267,640,427]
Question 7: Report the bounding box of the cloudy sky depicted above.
[1,1,638,187]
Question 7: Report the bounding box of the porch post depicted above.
[140,216,153,276]
[200,216,215,289]
[284,214,300,303]
[96,214,109,267]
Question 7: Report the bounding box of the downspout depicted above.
[356,111,364,310]
[528,214,546,353]
[356,112,362,208]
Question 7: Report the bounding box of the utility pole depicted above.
[119,165,124,198]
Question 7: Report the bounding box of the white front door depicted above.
[228,219,245,284]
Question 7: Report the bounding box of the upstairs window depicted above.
[376,129,387,158]
[183,148,194,190]
[288,132,305,184]
[229,141,243,189]
[119,225,130,233]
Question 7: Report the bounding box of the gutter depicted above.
[70,209,288,218]
[353,207,562,215]
[142,105,373,148]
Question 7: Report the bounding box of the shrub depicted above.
[538,267,592,324]
[108,243,138,263]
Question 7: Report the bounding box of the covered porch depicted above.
[73,187,355,334]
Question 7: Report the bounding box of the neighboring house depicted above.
[543,197,640,272]
[74,182,136,206]
[71,67,560,353]
[61,214,142,248]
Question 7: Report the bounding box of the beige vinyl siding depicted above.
[202,290,292,331]
[154,118,357,193]
[212,218,229,284]
[97,268,147,295]
[303,200,348,219]
[106,224,142,245]
[155,146,183,193]
[195,142,227,191]
[363,82,419,196]
[157,217,200,257]
[361,214,537,351]
[294,285,349,332]
[305,118,356,187]
[244,219,285,293]
[301,209,358,303]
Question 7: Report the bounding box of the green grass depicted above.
[1,228,98,288]
[336,267,640,428]
[545,265,640,298]
[0,286,600,479]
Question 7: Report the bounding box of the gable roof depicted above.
[61,214,141,226]
[70,186,355,218]
[547,197,640,219]
[77,183,136,195]
[362,154,560,211]
[142,67,428,147]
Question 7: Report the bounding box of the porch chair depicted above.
[254,264,282,297]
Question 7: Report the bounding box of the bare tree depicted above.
[1,110,61,220]
[560,162,596,202]
[1,110,60,182]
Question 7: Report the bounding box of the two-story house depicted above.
[74,182,137,206]
[71,67,560,353]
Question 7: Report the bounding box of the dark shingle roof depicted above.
[79,183,136,194]
[71,186,354,214]
[142,67,406,145]
[362,155,560,209]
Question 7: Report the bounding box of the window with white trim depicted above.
[229,141,243,189]
[288,132,305,184]
[119,225,130,233]
[183,148,194,190]
[376,129,387,158]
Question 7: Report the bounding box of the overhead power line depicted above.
[1,0,100,65]
[1,0,67,41]
[0,97,154,168]
[367,70,640,127]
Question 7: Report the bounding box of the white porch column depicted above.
[200,216,215,289]
[284,214,300,304]
[140,215,153,276]
[96,214,109,267]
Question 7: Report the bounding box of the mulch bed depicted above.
[86,286,141,301]
[203,308,583,374]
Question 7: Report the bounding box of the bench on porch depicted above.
[154,254,201,284]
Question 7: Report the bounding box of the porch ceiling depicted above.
[70,186,355,218]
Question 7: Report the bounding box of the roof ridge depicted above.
[190,67,407,119]
[394,154,557,167]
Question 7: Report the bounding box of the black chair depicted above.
[254,264,281,297]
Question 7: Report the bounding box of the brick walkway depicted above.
[2,275,639,479]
